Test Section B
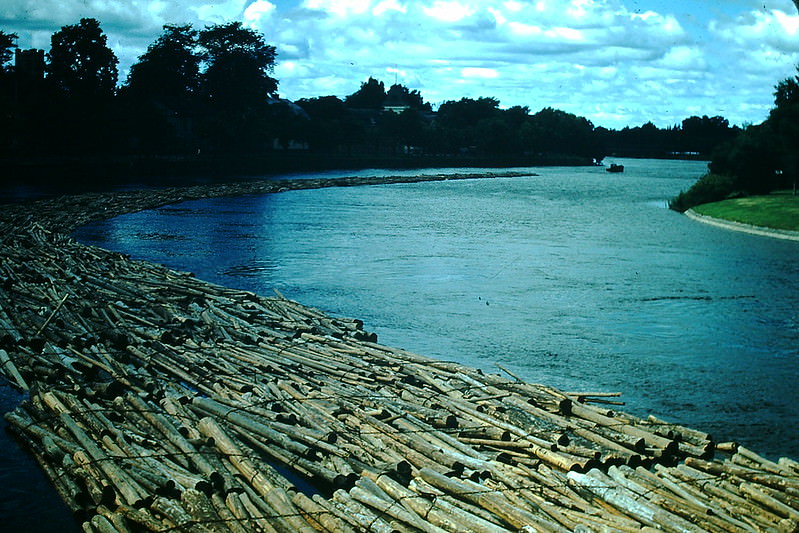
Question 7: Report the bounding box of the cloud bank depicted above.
[2,0,798,128]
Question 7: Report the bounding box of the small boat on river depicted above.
[606,163,624,173]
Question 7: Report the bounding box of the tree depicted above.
[0,31,17,74]
[524,107,599,160]
[680,115,736,155]
[194,22,278,151]
[437,97,500,128]
[40,18,120,154]
[0,31,18,156]
[126,24,200,107]
[46,18,118,101]
[774,66,799,109]
[770,67,799,193]
[296,96,365,152]
[384,83,431,111]
[122,24,201,154]
[198,22,277,109]
[345,77,386,109]
[434,97,501,153]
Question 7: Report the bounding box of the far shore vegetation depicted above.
[669,66,799,213]
[691,192,799,232]
[1,19,742,184]
[1,17,796,203]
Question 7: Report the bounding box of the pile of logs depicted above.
[1,175,798,532]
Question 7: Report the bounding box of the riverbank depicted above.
[2,173,798,532]
[686,192,799,241]
[0,152,594,188]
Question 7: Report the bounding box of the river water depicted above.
[4,159,799,530]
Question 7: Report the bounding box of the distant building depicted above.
[383,84,410,114]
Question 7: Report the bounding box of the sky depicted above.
[1,0,798,129]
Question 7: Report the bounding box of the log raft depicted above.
[0,172,797,532]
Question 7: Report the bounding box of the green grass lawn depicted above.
[692,191,799,231]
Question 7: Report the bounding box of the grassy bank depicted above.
[692,191,799,231]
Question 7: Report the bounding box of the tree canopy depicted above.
[46,18,118,101]
[0,31,17,73]
[198,21,278,108]
[345,77,386,109]
[126,24,200,107]
[670,64,799,210]
[0,16,769,173]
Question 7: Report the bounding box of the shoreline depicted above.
[685,208,799,242]
[2,172,798,532]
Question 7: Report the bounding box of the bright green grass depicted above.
[693,191,799,232]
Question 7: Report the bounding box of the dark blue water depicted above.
[71,159,799,463]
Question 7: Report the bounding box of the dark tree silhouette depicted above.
[123,24,201,154]
[0,31,17,73]
[0,31,19,155]
[522,107,598,160]
[774,66,799,108]
[126,24,200,107]
[345,77,386,109]
[195,22,279,152]
[46,18,118,101]
[384,83,431,111]
[296,96,364,152]
[198,22,277,108]
[41,18,120,155]
[680,115,735,154]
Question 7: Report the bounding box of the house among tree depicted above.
[383,84,411,114]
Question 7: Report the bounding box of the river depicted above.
[73,159,799,460]
[3,158,799,530]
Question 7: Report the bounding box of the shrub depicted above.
[668,173,740,212]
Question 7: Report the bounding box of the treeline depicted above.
[2,19,740,177]
[670,66,799,211]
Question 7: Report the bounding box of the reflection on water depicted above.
[73,159,799,463]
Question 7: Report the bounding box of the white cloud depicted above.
[372,0,406,16]
[244,0,276,24]
[657,45,707,71]
[461,66,499,78]
[304,0,371,17]
[423,1,475,23]
[191,0,249,23]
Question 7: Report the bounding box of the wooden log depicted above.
[179,488,227,533]
[125,393,221,479]
[196,417,293,495]
[150,495,216,533]
[192,396,319,461]
[355,476,452,533]
[291,490,358,533]
[209,493,250,533]
[685,457,799,493]
[568,403,678,456]
[645,414,712,445]
[57,412,150,507]
[0,348,29,390]
[670,464,780,530]
[224,492,275,533]
[94,505,135,533]
[418,467,570,532]
[567,469,705,532]
[735,446,796,477]
[329,489,395,533]
[739,482,799,521]
[364,471,512,533]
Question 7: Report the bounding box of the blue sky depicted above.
[2,0,798,129]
